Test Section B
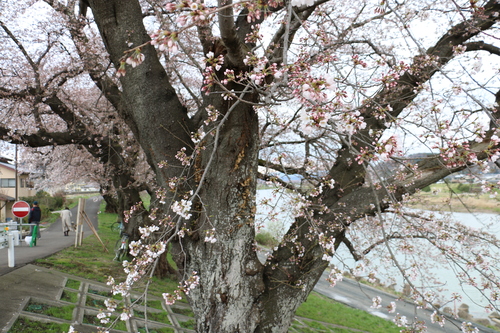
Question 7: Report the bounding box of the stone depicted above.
[474,318,490,327]
[458,303,473,320]
[489,311,500,319]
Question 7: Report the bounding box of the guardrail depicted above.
[0,222,19,247]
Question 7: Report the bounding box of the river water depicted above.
[255,189,500,318]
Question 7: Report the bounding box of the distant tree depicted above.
[1,0,500,332]
[0,8,154,241]
[421,186,431,193]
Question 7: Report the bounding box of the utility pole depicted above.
[14,144,18,201]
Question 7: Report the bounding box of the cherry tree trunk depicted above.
[172,91,268,331]
[88,0,321,331]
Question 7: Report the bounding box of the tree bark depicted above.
[175,84,264,331]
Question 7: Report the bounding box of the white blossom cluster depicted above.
[291,0,315,7]
[171,199,192,219]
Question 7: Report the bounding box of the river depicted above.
[255,188,500,319]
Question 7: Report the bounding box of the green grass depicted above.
[35,207,127,283]
[255,231,279,247]
[65,278,81,289]
[25,301,74,321]
[410,182,500,213]
[134,309,172,324]
[171,306,195,317]
[86,296,106,308]
[296,293,401,333]
[61,290,78,303]
[178,318,196,329]
[9,317,71,332]
[304,320,328,330]
[140,191,151,209]
[142,299,163,310]
[83,314,128,331]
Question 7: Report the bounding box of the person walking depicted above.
[28,201,42,239]
[52,207,73,236]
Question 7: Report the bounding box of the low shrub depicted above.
[20,192,69,220]
[255,231,278,248]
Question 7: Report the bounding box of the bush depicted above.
[255,231,278,248]
[51,191,66,208]
[421,186,431,192]
[456,183,471,193]
[20,192,68,220]
[35,190,50,199]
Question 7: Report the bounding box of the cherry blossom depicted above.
[2,0,500,331]
[171,199,193,219]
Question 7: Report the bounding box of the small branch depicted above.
[341,237,362,261]
[258,159,306,177]
[257,172,302,194]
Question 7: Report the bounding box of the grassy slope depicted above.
[34,203,401,332]
[409,183,500,213]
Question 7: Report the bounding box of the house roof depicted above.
[0,161,32,175]
[0,161,15,172]
[0,193,15,201]
[0,156,13,164]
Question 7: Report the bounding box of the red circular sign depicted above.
[12,201,30,218]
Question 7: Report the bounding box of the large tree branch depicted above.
[326,0,500,199]
[0,127,94,147]
[463,41,500,56]
[257,158,306,175]
[262,1,500,312]
[217,0,248,68]
[235,1,285,50]
[88,0,194,189]
[267,6,316,64]
[257,172,302,193]
[343,231,432,261]
[0,20,40,86]
[196,24,215,56]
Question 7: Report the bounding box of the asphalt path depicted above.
[0,198,495,332]
[0,196,101,276]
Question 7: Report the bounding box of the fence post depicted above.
[8,232,15,267]
[74,198,85,247]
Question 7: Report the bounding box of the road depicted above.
[0,196,101,276]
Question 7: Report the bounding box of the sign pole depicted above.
[19,217,23,243]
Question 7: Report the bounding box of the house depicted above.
[0,156,37,222]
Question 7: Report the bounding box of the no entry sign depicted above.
[12,201,30,218]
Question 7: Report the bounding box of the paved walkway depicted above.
[0,197,101,277]
[0,197,193,332]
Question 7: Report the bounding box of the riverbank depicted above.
[408,183,500,214]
